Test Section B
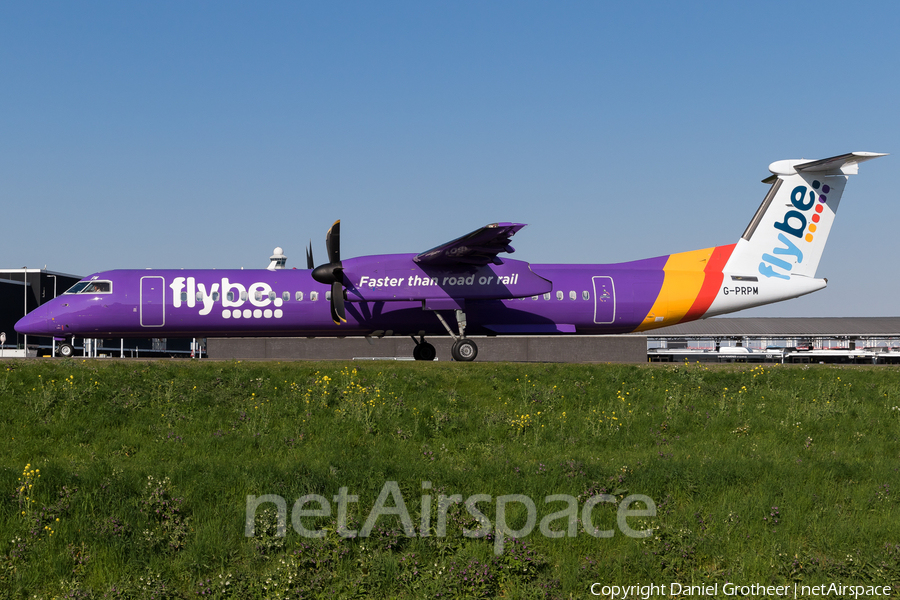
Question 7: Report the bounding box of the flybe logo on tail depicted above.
[759,180,830,280]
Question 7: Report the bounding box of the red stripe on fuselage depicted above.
[681,244,735,322]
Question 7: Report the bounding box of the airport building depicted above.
[642,317,900,364]
[0,269,81,357]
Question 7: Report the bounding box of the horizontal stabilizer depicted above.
[768,151,887,177]
[795,152,887,173]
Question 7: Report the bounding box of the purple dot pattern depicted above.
[811,180,828,203]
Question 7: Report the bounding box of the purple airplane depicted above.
[16,152,885,361]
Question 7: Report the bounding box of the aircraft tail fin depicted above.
[722,152,886,280]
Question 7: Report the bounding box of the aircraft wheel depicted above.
[451,339,478,362]
[57,342,74,358]
[415,342,436,361]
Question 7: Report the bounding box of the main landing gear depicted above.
[451,338,478,362]
[411,336,437,361]
[411,309,479,362]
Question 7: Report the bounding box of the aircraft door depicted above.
[140,276,166,327]
[592,276,616,324]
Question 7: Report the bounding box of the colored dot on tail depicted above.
[819,195,827,203]
[809,224,817,233]
[812,181,820,189]
[822,185,830,193]
[815,204,824,213]
[805,233,814,242]
[812,214,820,223]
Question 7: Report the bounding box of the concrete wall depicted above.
[208,335,646,363]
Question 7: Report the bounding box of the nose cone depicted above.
[15,305,51,336]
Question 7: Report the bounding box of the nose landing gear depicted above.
[57,341,75,358]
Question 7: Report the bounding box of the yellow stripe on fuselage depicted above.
[634,247,715,332]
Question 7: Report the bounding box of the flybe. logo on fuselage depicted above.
[758,180,830,280]
[168,277,282,318]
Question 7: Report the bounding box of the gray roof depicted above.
[634,317,900,338]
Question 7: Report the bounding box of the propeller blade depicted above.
[331,281,347,324]
[317,219,347,322]
[326,220,341,264]
[312,220,344,284]
[306,241,315,270]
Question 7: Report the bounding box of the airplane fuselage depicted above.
[17,245,825,340]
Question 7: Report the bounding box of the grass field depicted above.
[1,359,899,599]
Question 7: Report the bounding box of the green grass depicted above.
[1,359,900,598]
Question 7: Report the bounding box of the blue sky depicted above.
[2,2,897,317]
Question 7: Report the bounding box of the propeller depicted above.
[311,220,347,324]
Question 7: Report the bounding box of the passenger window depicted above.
[532,295,538,300]
[310,291,318,301]
[283,291,290,302]
[181,292,188,302]
[295,291,304,302]
[240,291,248,301]
[569,291,576,301]
[227,291,234,302]
[556,291,564,300]
[212,292,219,302]
[326,291,332,301]
[196,291,203,301]
[254,291,262,301]
[543,293,551,300]
[582,291,590,300]
[269,291,276,301]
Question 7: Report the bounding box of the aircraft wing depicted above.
[413,222,526,266]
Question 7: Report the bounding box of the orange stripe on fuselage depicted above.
[634,244,735,332]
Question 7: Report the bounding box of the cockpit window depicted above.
[65,280,112,294]
[64,282,92,294]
